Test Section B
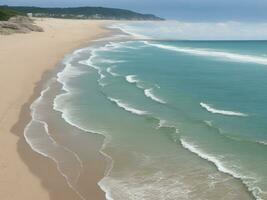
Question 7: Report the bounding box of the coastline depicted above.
[0,18,111,200]
[1,17,263,200]
[11,71,87,200]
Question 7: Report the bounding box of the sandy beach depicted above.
[0,18,109,200]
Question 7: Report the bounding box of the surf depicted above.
[200,102,248,117]
[180,138,263,200]
[107,97,149,116]
[125,75,139,83]
[144,41,267,66]
[144,88,166,104]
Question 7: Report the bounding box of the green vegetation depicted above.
[0,6,24,21]
[8,6,164,20]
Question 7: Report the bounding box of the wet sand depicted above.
[0,18,111,200]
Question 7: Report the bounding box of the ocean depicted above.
[25,22,267,200]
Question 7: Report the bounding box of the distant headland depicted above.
[0,5,164,21]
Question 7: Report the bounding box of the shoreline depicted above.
[1,18,259,200]
[11,71,86,200]
[0,18,112,200]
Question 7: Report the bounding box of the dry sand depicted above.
[0,18,110,200]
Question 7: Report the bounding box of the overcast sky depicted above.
[1,0,267,22]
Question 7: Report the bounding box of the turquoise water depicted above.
[22,23,267,199]
[51,38,267,200]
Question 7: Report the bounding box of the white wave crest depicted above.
[126,75,139,83]
[180,138,263,200]
[24,82,87,200]
[108,97,148,116]
[257,141,267,146]
[99,59,125,64]
[109,24,151,40]
[144,88,166,104]
[112,21,267,41]
[144,41,267,66]
[200,102,248,117]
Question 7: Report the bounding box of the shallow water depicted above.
[25,29,267,200]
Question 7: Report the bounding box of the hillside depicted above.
[0,6,24,21]
[0,6,43,34]
[7,6,164,20]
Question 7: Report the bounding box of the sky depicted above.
[1,0,267,22]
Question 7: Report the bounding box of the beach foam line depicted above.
[109,24,151,40]
[24,82,88,200]
[25,121,87,200]
[257,141,267,146]
[157,119,180,142]
[100,41,144,53]
[157,119,168,129]
[55,38,142,200]
[54,47,119,200]
[77,47,112,87]
[125,75,138,83]
[99,59,125,64]
[98,168,190,200]
[144,41,267,66]
[180,138,233,176]
[180,138,263,200]
[55,56,108,135]
[108,41,143,50]
[144,88,166,104]
[108,97,148,116]
[92,34,129,42]
[55,50,117,200]
[200,102,248,117]
[126,76,167,104]
[57,49,90,92]
[125,75,145,89]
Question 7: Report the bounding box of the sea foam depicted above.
[24,81,87,200]
[125,75,145,89]
[99,59,125,64]
[109,24,150,39]
[126,75,138,83]
[200,102,248,117]
[144,88,166,104]
[144,41,267,66]
[180,138,262,200]
[108,97,148,115]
